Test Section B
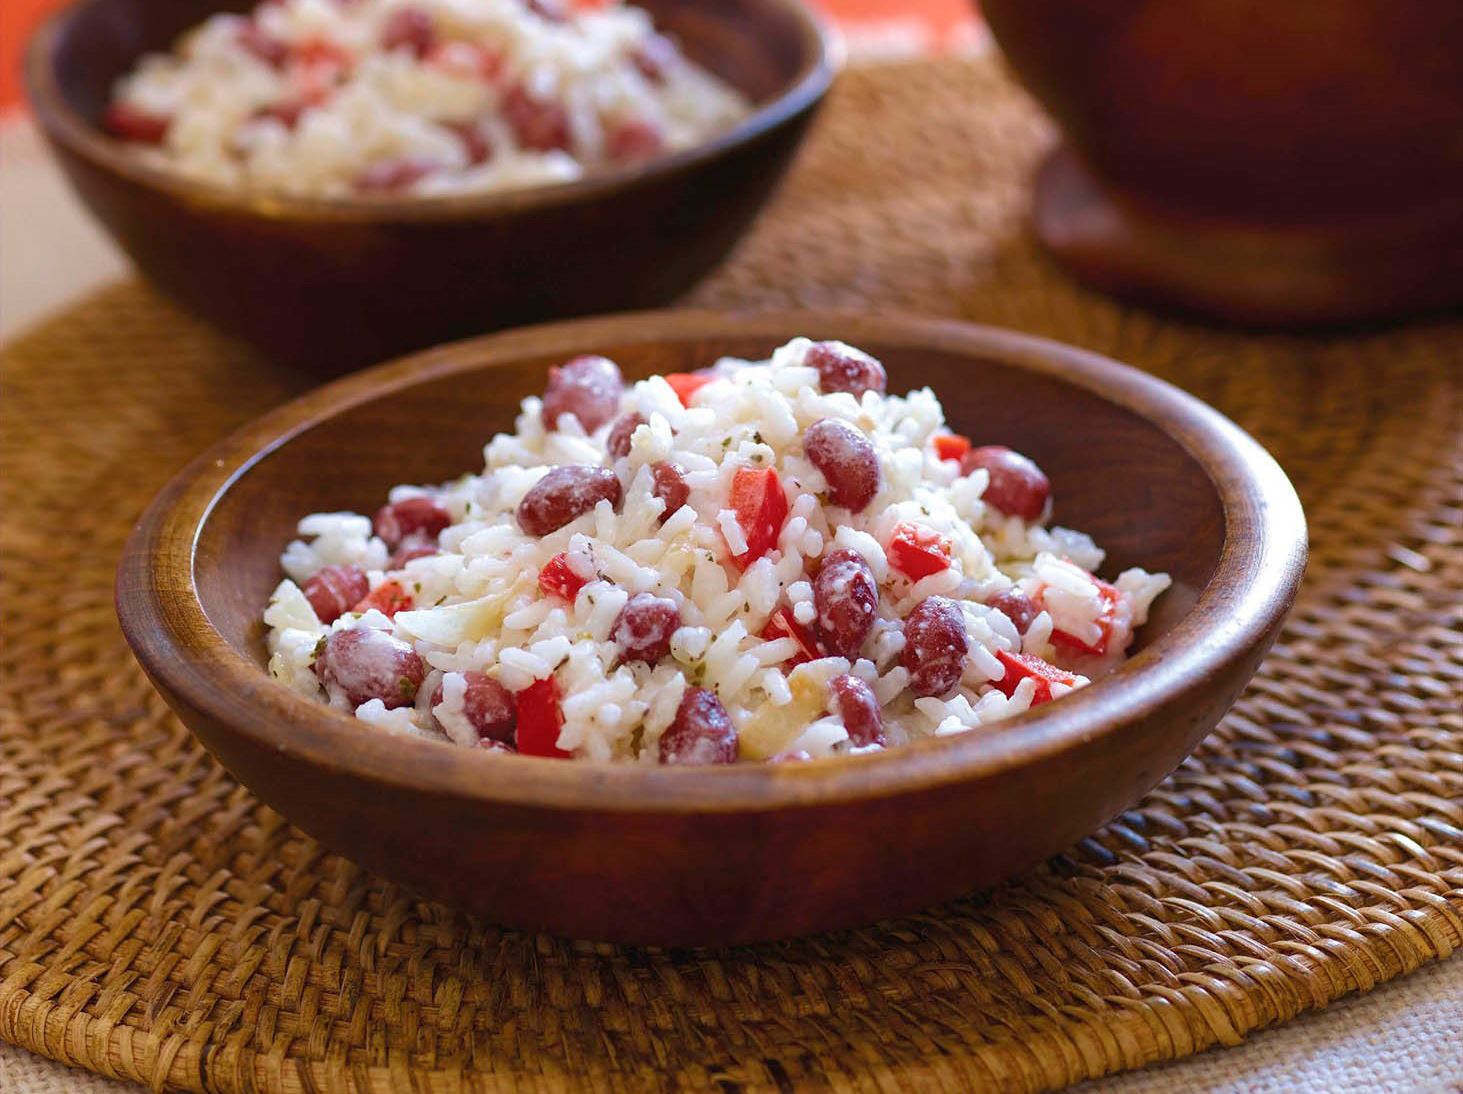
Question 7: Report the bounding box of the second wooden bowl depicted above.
[116,311,1306,945]
[26,0,836,372]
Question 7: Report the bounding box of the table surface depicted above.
[2,60,1460,1094]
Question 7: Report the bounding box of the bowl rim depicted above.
[116,309,1307,814]
[24,0,841,222]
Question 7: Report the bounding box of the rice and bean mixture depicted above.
[104,0,749,198]
[265,339,1171,763]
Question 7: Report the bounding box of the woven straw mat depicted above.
[2,54,1461,1093]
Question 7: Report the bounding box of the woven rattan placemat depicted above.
[2,55,1460,1093]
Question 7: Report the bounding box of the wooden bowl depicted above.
[981,0,1463,327]
[115,311,1306,946]
[25,0,836,373]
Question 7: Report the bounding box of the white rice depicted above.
[107,0,749,199]
[265,337,1171,762]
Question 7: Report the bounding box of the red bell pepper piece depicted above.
[728,467,788,568]
[992,649,1080,705]
[104,103,170,144]
[760,607,820,666]
[887,522,953,581]
[352,579,413,619]
[538,552,589,601]
[665,372,714,407]
[1049,578,1121,656]
[933,433,971,462]
[515,677,571,758]
[293,37,353,70]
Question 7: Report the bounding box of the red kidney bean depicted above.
[526,0,567,21]
[381,7,435,56]
[813,548,878,658]
[236,21,288,67]
[373,496,451,550]
[829,674,884,747]
[659,687,737,765]
[444,119,493,165]
[314,626,425,709]
[541,354,623,432]
[606,118,664,162]
[253,98,315,129]
[987,588,1039,634]
[649,461,689,523]
[354,156,438,193]
[606,412,646,460]
[901,596,968,698]
[390,540,439,569]
[517,465,622,536]
[631,34,677,83]
[302,563,370,624]
[961,445,1051,521]
[503,83,571,152]
[611,592,681,664]
[431,671,516,744]
[804,418,880,511]
[806,341,886,397]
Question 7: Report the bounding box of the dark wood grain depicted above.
[115,311,1307,945]
[981,0,1463,327]
[24,0,836,372]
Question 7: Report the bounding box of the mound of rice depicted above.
[105,0,749,198]
[264,338,1170,763]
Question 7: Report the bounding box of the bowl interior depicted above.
[193,331,1222,673]
[42,0,815,134]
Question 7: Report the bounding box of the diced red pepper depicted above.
[992,649,1080,705]
[293,38,353,71]
[538,552,589,601]
[728,467,788,568]
[352,579,413,619]
[515,677,570,758]
[665,372,713,407]
[1049,578,1121,656]
[760,607,820,666]
[287,38,353,105]
[104,102,170,144]
[933,433,971,462]
[887,522,953,581]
